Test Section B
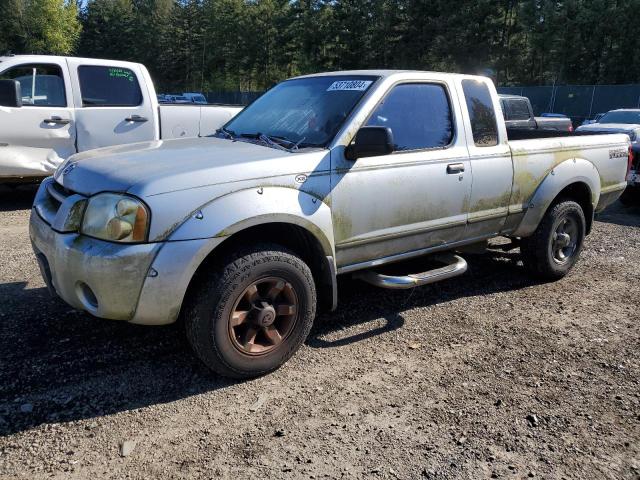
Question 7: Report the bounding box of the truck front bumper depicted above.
[29,208,221,325]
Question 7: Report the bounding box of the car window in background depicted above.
[78,66,143,107]
[186,94,207,104]
[0,64,66,107]
[223,75,378,147]
[462,80,499,147]
[506,98,530,120]
[599,111,640,124]
[366,83,453,151]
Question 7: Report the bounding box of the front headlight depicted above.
[81,193,150,243]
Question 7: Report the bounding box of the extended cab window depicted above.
[0,64,66,107]
[366,83,453,151]
[78,66,143,107]
[462,80,498,147]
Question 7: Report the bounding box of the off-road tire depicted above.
[520,199,586,281]
[183,243,316,378]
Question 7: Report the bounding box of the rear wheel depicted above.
[183,244,316,378]
[520,199,586,280]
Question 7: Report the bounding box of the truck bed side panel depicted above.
[158,105,242,139]
[506,134,629,235]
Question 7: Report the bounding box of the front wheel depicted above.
[183,244,317,378]
[520,199,586,281]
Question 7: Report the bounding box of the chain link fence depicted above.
[497,84,640,125]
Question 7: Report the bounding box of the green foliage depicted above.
[3,0,640,90]
[0,0,81,55]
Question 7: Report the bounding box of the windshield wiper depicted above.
[238,133,308,152]
[214,127,236,140]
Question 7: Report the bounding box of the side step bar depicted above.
[353,253,468,290]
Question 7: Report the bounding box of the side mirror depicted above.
[0,80,21,108]
[345,126,394,161]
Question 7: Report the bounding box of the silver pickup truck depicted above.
[29,70,630,378]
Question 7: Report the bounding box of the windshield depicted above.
[599,111,640,124]
[222,75,378,148]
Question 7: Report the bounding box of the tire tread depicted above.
[183,243,316,378]
[520,199,586,281]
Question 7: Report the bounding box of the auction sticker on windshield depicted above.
[327,80,373,92]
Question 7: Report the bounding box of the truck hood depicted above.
[55,137,328,197]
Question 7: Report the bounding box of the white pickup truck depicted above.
[0,55,242,181]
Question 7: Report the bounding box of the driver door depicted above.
[330,81,472,268]
[0,60,76,177]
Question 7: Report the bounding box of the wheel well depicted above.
[187,223,335,313]
[554,182,594,234]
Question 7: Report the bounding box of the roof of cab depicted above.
[0,54,144,67]
[292,69,491,82]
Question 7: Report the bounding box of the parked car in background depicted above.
[499,94,573,132]
[576,109,640,206]
[576,109,640,152]
[183,92,208,104]
[581,113,605,126]
[166,95,191,104]
[0,55,242,181]
[30,70,629,378]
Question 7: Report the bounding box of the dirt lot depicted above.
[0,185,638,480]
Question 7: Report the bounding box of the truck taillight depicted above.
[569,124,574,132]
[628,147,634,177]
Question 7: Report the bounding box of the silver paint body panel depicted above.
[29,70,630,324]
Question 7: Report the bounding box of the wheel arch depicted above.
[185,221,338,314]
[512,158,600,237]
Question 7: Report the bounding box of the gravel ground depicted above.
[0,184,639,480]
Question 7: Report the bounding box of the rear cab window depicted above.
[0,64,66,107]
[461,79,499,147]
[366,83,454,151]
[78,66,143,107]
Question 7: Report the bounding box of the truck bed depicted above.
[158,104,243,139]
[507,133,630,214]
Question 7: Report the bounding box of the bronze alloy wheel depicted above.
[228,277,299,356]
[183,244,316,378]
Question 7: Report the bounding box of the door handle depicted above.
[125,115,148,123]
[447,163,465,174]
[43,116,70,125]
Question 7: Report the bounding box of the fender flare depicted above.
[167,186,336,258]
[512,158,600,237]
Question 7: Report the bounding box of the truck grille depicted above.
[35,179,84,227]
